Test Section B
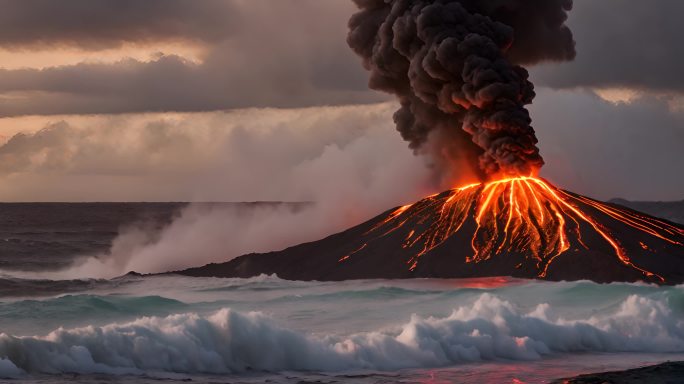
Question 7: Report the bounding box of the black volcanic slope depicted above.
[552,361,684,383]
[179,179,684,284]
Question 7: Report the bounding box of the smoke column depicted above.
[348,0,575,180]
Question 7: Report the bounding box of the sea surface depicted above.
[0,203,683,383]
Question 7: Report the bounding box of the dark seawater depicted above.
[0,202,309,273]
[0,202,682,383]
[0,201,679,273]
[0,203,187,272]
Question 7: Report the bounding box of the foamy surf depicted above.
[1,291,683,378]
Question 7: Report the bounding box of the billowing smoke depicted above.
[348,0,575,180]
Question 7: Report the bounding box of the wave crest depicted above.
[1,293,683,377]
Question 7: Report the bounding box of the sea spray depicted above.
[1,292,684,376]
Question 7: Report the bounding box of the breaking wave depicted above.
[1,293,683,378]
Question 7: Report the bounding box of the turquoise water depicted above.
[1,275,683,383]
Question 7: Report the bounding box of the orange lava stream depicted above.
[353,177,682,281]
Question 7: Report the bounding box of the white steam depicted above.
[2,103,434,278]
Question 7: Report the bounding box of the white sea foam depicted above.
[1,293,683,377]
[0,358,21,378]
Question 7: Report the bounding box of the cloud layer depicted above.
[1,94,682,203]
[0,103,438,278]
[0,96,680,277]
[0,0,236,49]
[0,103,433,203]
[531,0,684,94]
[0,1,680,203]
[1,0,682,116]
[0,0,380,116]
[531,89,684,201]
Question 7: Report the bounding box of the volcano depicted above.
[179,177,684,284]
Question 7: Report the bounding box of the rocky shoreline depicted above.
[553,361,684,383]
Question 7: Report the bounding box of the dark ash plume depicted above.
[348,0,575,179]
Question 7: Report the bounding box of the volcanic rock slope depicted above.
[180,181,684,284]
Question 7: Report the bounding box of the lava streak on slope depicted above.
[360,177,682,282]
[180,178,684,284]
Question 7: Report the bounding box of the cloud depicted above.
[1,92,681,204]
[0,0,237,49]
[1,0,681,116]
[0,52,380,116]
[0,103,438,278]
[0,0,381,117]
[0,103,433,203]
[0,96,681,278]
[0,1,679,278]
[532,88,684,201]
[531,0,684,94]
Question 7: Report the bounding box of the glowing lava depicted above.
[361,177,683,282]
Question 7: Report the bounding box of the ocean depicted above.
[0,203,683,383]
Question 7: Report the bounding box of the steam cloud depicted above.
[348,0,575,179]
[0,104,433,279]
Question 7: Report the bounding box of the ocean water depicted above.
[0,203,186,272]
[1,275,683,383]
[0,203,683,383]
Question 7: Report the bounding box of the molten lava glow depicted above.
[361,177,683,282]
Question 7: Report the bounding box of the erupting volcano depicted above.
[180,0,684,284]
[356,176,682,282]
[180,177,684,284]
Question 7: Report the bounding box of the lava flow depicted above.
[177,1,682,284]
[362,177,683,282]
[180,177,684,284]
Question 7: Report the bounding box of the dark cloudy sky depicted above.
[0,0,681,202]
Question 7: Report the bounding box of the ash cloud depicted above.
[347,0,575,178]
